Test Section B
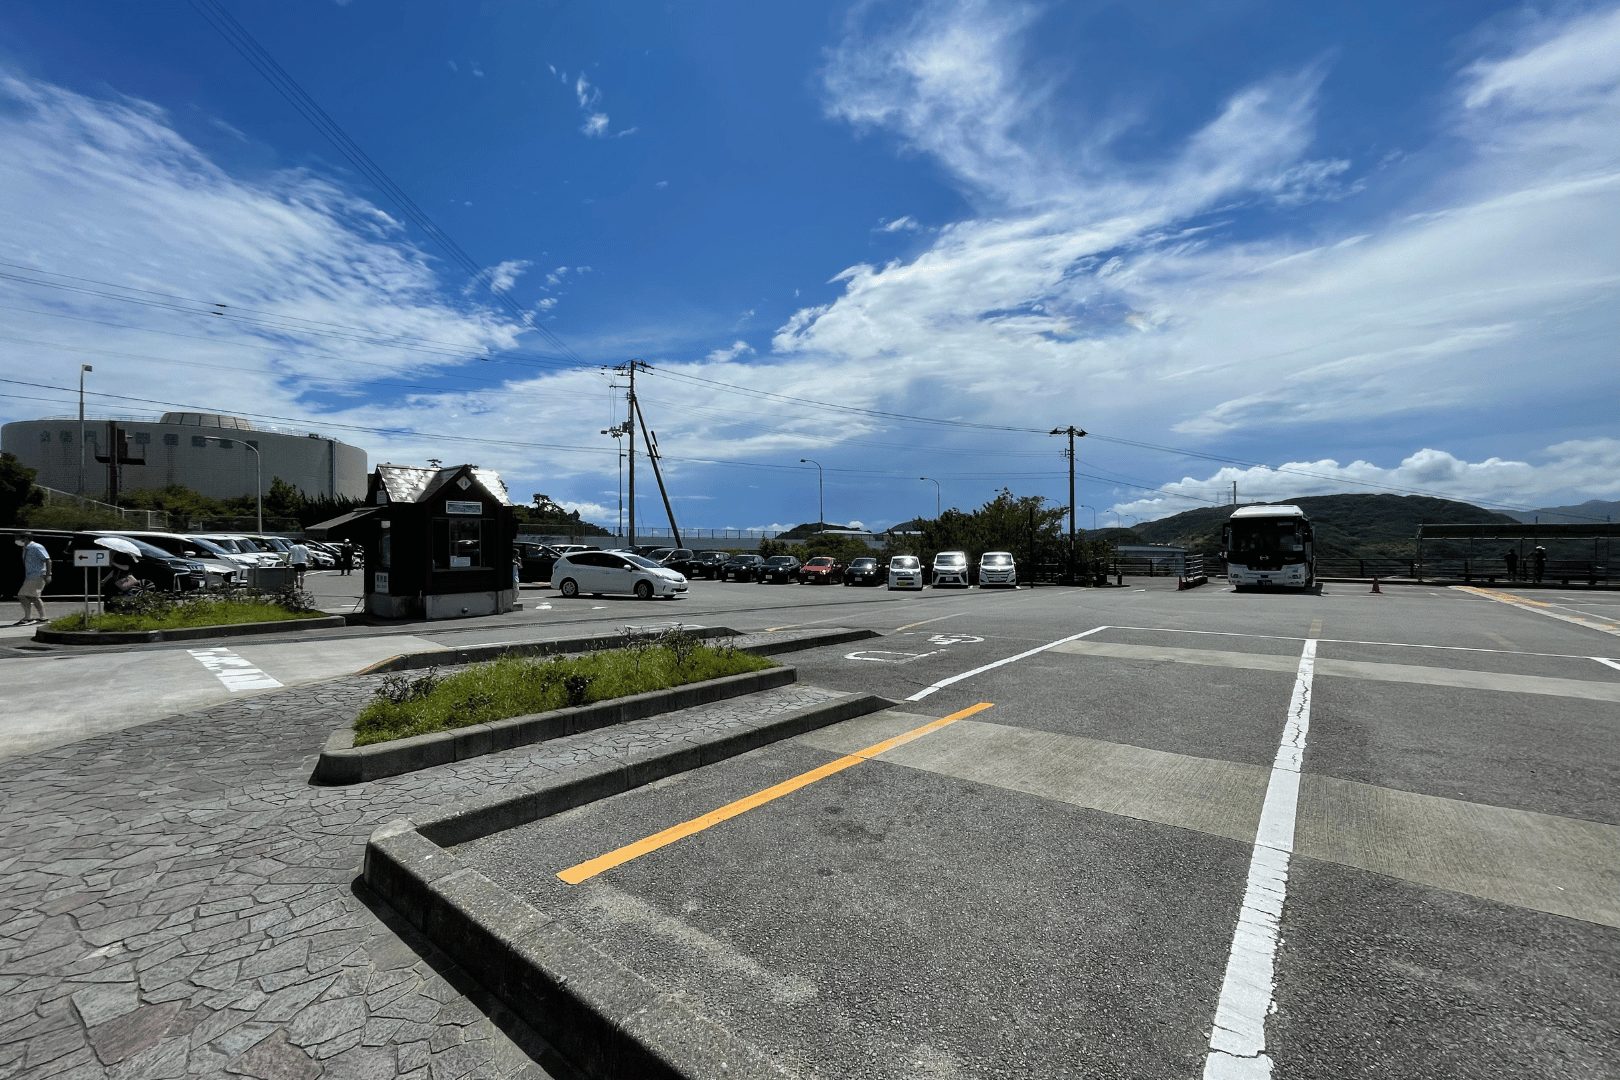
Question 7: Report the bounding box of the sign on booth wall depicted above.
[445,500,482,515]
[373,571,389,592]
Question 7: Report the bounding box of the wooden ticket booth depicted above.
[314,463,517,619]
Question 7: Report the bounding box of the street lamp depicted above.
[203,436,261,533]
[78,364,93,496]
[799,457,823,532]
[918,476,941,518]
[601,424,629,539]
[1078,504,1097,531]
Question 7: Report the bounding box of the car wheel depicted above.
[559,578,579,598]
[634,580,654,600]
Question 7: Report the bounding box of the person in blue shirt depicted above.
[14,532,51,624]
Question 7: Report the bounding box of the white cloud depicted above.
[473,259,529,294]
[581,113,609,138]
[704,340,754,363]
[878,214,921,232]
[535,296,557,312]
[568,73,629,138]
[655,179,669,189]
[471,61,485,79]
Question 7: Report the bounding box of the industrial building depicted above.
[1,412,368,502]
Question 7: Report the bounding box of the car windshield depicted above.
[851,559,876,569]
[982,553,1013,565]
[807,558,833,566]
[186,537,235,558]
[733,555,761,564]
[936,553,966,565]
[766,557,795,565]
[892,557,919,569]
[623,554,662,568]
[106,536,183,561]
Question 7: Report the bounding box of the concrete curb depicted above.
[312,665,797,785]
[34,614,346,646]
[740,627,877,655]
[363,690,891,1078]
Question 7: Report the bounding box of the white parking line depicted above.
[1204,638,1316,1079]
[1595,657,1620,674]
[905,626,1109,702]
[187,647,283,692]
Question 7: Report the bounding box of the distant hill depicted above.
[1130,494,1519,558]
[1505,499,1620,524]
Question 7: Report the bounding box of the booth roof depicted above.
[374,464,513,507]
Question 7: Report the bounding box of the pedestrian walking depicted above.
[13,531,50,625]
[1532,545,1547,583]
[1503,548,1518,580]
[288,539,311,588]
[338,542,355,576]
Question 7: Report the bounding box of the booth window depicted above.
[435,518,484,569]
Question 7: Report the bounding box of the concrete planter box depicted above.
[35,614,345,646]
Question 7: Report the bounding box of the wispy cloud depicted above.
[877,214,922,232]
[568,72,633,139]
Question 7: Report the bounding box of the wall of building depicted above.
[1,412,368,501]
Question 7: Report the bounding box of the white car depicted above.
[552,550,687,600]
[887,554,924,590]
[978,551,1017,588]
[194,535,281,568]
[931,550,970,587]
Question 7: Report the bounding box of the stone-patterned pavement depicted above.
[0,660,849,1079]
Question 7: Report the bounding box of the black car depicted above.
[757,555,802,583]
[690,551,730,579]
[515,542,564,583]
[718,554,765,582]
[69,532,205,592]
[648,548,700,576]
[843,557,883,586]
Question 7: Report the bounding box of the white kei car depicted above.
[887,555,924,590]
[552,550,688,600]
[978,551,1017,587]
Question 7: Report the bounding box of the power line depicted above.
[188,0,585,365]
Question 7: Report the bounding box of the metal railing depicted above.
[35,486,168,529]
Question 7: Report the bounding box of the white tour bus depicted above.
[1222,504,1316,591]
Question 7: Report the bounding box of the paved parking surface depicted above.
[3,576,1618,1078]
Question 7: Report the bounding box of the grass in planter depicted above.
[353,632,774,746]
[47,586,325,632]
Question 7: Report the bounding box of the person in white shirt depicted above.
[288,541,311,588]
[14,532,51,624]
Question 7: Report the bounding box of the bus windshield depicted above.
[1229,521,1307,559]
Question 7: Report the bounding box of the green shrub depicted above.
[353,644,774,746]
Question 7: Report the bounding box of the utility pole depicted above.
[1049,426,1086,583]
[78,364,93,496]
[612,359,651,546]
[1233,480,1238,506]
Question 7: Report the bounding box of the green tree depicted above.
[0,453,44,527]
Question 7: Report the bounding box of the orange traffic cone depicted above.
[1370,577,1382,594]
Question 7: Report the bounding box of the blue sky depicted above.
[1,1,1617,533]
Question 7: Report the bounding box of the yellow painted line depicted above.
[893,612,965,633]
[1455,587,1620,636]
[558,701,994,885]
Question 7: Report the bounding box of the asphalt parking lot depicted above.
[3,574,1617,1078]
[452,578,1620,1079]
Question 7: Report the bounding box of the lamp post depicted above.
[77,364,92,496]
[918,476,941,518]
[1078,504,1097,531]
[799,457,823,532]
[203,436,261,533]
[601,424,629,539]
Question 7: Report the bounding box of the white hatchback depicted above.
[931,550,970,587]
[887,554,924,590]
[553,550,688,600]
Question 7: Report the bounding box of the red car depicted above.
[799,556,845,584]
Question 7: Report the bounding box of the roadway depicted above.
[2,573,1617,1077]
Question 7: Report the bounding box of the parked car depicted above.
[757,555,803,583]
[887,555,924,590]
[97,531,239,587]
[551,550,687,600]
[690,551,731,579]
[843,557,882,586]
[192,534,281,568]
[71,532,206,592]
[648,548,701,576]
[515,542,564,583]
[799,556,844,584]
[719,554,766,582]
[931,550,970,588]
[978,550,1017,588]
